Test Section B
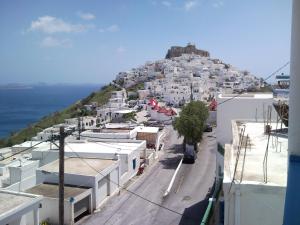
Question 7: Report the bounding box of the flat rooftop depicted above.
[39,157,116,176]
[0,191,40,216]
[224,121,288,186]
[87,128,133,133]
[65,141,144,154]
[113,109,136,114]
[0,147,12,155]
[12,141,51,148]
[218,93,273,99]
[105,123,136,129]
[26,183,90,199]
[33,140,145,155]
[136,126,159,133]
[0,154,33,166]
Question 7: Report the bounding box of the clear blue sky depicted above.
[0,0,292,84]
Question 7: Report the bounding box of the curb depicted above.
[163,157,183,197]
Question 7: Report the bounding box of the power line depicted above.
[61,142,199,223]
[1,59,285,222]
[218,61,290,106]
[0,140,46,161]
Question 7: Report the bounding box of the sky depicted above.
[0,0,292,84]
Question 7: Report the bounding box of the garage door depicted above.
[74,196,90,222]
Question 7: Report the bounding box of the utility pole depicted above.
[77,117,81,140]
[59,126,65,225]
[190,82,193,102]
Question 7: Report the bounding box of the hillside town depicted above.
[0,43,293,225]
[116,44,262,106]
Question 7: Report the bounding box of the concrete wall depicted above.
[26,199,72,225]
[93,163,121,208]
[119,149,140,185]
[81,130,137,140]
[26,188,92,225]
[96,176,109,204]
[136,132,157,146]
[217,95,275,146]
[33,146,142,188]
[36,172,100,209]
[31,149,59,167]
[36,172,95,188]
[6,216,26,225]
[4,175,37,192]
[109,167,119,194]
[0,192,41,225]
[37,164,120,210]
[119,154,128,176]
[223,183,286,225]
[9,161,39,185]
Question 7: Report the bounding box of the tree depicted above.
[122,112,137,122]
[173,101,209,151]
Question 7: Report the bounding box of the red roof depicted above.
[164,108,177,116]
[158,107,168,113]
[153,104,160,110]
[148,98,158,107]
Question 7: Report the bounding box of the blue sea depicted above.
[0,84,102,139]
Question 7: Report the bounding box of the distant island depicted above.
[0,83,33,90]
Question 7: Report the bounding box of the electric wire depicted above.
[60,141,200,223]
[0,61,290,223]
[0,140,47,161]
[218,61,290,106]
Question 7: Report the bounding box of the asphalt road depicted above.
[78,126,216,225]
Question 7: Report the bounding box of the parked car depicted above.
[183,145,197,164]
[204,124,213,132]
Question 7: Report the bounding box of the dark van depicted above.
[183,144,197,164]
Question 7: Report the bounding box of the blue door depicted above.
[133,158,136,170]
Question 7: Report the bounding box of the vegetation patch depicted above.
[126,83,145,92]
[173,101,209,150]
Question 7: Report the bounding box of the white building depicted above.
[142,54,261,106]
[0,142,51,190]
[32,140,146,185]
[136,126,159,148]
[217,93,275,146]
[26,183,93,225]
[223,120,287,225]
[79,127,138,140]
[137,89,150,100]
[111,109,136,122]
[11,141,50,154]
[96,107,112,124]
[108,90,127,109]
[0,190,42,225]
[36,157,120,209]
[32,124,76,141]
[0,147,12,160]
[1,159,39,192]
